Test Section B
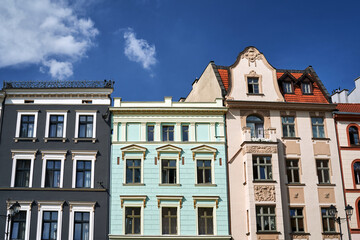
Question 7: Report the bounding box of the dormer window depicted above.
[248,77,259,94]
[302,82,312,94]
[283,82,293,94]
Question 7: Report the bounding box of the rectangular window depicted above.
[162,125,174,141]
[321,208,336,233]
[15,160,31,187]
[20,115,35,138]
[76,161,91,188]
[253,156,272,181]
[41,211,58,240]
[248,77,259,94]
[197,160,212,184]
[311,117,325,138]
[161,160,176,184]
[290,208,305,233]
[182,125,189,142]
[198,207,213,235]
[282,116,295,137]
[147,125,154,142]
[317,160,330,184]
[256,206,276,232]
[125,207,141,234]
[45,160,61,188]
[10,211,27,240]
[73,212,90,240]
[283,82,293,93]
[286,159,300,184]
[126,159,141,184]
[78,115,93,138]
[302,83,311,94]
[162,207,177,235]
[49,115,64,138]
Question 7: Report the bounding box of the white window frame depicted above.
[71,151,97,188]
[159,200,181,235]
[45,111,68,139]
[194,157,215,185]
[15,111,39,138]
[159,157,180,185]
[11,151,36,188]
[74,111,97,139]
[123,155,144,184]
[41,151,67,188]
[194,200,217,235]
[122,201,144,235]
[68,202,95,240]
[36,201,63,240]
[5,201,32,240]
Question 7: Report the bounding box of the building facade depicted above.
[332,76,360,103]
[109,97,231,239]
[0,80,113,240]
[186,47,349,240]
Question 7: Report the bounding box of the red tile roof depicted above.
[337,104,360,113]
[218,69,229,91]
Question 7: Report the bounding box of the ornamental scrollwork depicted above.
[245,146,277,154]
[254,185,276,202]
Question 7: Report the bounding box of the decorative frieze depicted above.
[245,145,277,154]
[254,185,276,202]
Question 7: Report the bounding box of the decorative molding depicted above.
[292,235,310,239]
[121,144,147,160]
[191,145,217,160]
[192,196,219,209]
[156,196,183,208]
[241,47,262,66]
[120,195,147,208]
[322,234,340,239]
[245,145,277,154]
[3,80,114,89]
[254,185,276,202]
[156,144,182,159]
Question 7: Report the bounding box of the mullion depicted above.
[49,115,64,138]
[46,160,61,187]
[20,115,34,137]
[42,211,58,240]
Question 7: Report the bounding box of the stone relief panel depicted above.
[291,235,309,240]
[245,145,277,154]
[242,47,262,67]
[254,185,276,202]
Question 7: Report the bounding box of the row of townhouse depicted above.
[0,46,359,240]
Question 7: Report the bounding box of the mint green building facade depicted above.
[109,97,231,239]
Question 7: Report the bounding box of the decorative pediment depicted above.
[120,195,147,208]
[192,196,219,209]
[191,145,217,160]
[121,144,147,160]
[277,71,297,82]
[156,144,182,159]
[297,73,313,83]
[156,195,183,208]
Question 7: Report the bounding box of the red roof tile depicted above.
[337,104,360,113]
[218,69,229,91]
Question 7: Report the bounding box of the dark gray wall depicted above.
[0,103,111,240]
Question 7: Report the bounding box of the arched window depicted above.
[354,162,360,185]
[349,126,360,145]
[246,115,264,138]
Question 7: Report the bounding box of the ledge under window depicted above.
[247,93,265,96]
[253,180,277,183]
[317,183,336,187]
[14,137,37,142]
[256,231,281,234]
[195,183,217,187]
[291,232,310,236]
[44,137,67,143]
[282,137,301,140]
[286,183,306,186]
[159,183,181,187]
[73,138,96,143]
[123,183,145,186]
[312,137,331,141]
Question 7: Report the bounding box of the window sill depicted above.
[14,137,37,142]
[282,137,301,140]
[317,183,336,187]
[73,138,96,143]
[123,183,145,186]
[286,183,305,186]
[256,231,280,234]
[290,232,310,235]
[312,137,330,141]
[159,184,181,187]
[44,137,67,143]
[322,232,340,235]
[195,184,217,187]
[253,180,277,183]
[247,93,265,96]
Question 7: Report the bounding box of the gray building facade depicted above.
[0,80,113,240]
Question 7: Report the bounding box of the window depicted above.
[248,77,259,94]
[161,160,177,184]
[253,156,272,181]
[282,116,295,137]
[321,208,336,233]
[182,125,189,142]
[256,206,276,232]
[311,117,325,138]
[198,208,214,235]
[162,125,174,141]
[197,160,212,184]
[45,160,61,188]
[283,82,293,93]
[73,212,90,240]
[286,159,300,184]
[316,160,330,184]
[354,162,360,184]
[147,125,154,141]
[15,160,31,187]
[74,112,96,140]
[125,207,141,234]
[290,208,305,233]
[10,211,27,240]
[162,207,177,235]
[68,203,94,240]
[126,159,141,184]
[41,211,58,240]
[36,202,63,240]
[246,115,264,138]
[49,115,64,138]
[349,126,360,145]
[15,111,38,139]
[302,83,311,94]
[76,161,91,188]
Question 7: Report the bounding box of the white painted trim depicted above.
[122,201,144,235]
[36,202,63,240]
[5,201,32,240]
[123,155,144,184]
[11,152,36,188]
[41,153,66,188]
[159,156,180,185]
[74,111,97,139]
[194,157,215,185]
[194,201,217,236]
[44,111,68,138]
[71,153,96,188]
[15,111,39,138]
[68,203,95,240]
[159,201,181,235]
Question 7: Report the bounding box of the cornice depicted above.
[110,107,227,114]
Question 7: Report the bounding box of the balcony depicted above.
[242,127,277,143]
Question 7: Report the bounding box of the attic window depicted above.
[283,82,293,94]
[82,100,92,104]
[247,77,259,94]
[302,83,312,94]
[24,100,34,104]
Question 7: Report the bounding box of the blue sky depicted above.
[0,0,359,101]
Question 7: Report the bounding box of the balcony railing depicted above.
[242,127,277,142]
[3,80,114,89]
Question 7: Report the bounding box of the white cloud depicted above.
[0,0,98,79]
[124,28,157,70]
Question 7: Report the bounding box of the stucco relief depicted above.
[254,185,276,202]
[241,47,262,66]
[245,145,277,154]
[291,235,309,239]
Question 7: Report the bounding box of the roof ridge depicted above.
[276,69,305,73]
